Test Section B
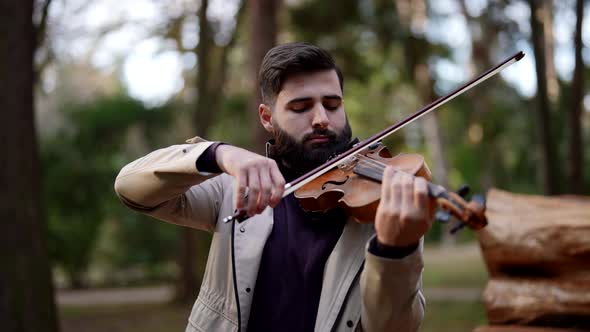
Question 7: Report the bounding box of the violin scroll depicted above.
[432,189,487,233]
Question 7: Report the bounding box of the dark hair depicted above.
[258,42,343,105]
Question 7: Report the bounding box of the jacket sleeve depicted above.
[359,236,425,332]
[113,136,227,232]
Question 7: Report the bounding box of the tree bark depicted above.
[568,0,585,194]
[528,0,560,195]
[0,0,59,331]
[248,0,281,154]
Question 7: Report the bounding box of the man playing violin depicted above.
[115,42,434,332]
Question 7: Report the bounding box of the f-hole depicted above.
[322,176,349,190]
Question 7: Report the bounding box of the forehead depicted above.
[276,70,342,103]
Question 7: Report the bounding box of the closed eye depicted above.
[290,101,311,113]
[291,107,308,113]
[323,100,341,111]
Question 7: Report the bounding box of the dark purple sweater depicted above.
[247,193,346,331]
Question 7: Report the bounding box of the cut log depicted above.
[482,278,590,327]
[474,325,589,332]
[476,188,590,280]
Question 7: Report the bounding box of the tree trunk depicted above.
[175,0,246,304]
[0,0,59,331]
[542,0,559,103]
[248,0,281,154]
[194,0,213,136]
[175,0,213,305]
[457,0,497,192]
[568,0,585,195]
[396,0,454,245]
[175,228,200,304]
[528,0,559,195]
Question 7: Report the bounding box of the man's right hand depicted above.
[215,145,286,216]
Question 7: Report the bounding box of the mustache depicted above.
[302,128,338,142]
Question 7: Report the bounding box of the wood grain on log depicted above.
[476,188,590,279]
[482,278,590,327]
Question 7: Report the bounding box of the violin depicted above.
[294,142,487,232]
[223,51,525,231]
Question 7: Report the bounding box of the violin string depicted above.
[356,154,388,170]
[356,160,389,179]
[356,159,387,181]
[356,155,389,176]
[355,155,421,185]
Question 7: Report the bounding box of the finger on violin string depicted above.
[412,177,431,222]
[390,170,404,209]
[246,168,260,216]
[380,166,395,202]
[413,177,429,210]
[400,172,416,213]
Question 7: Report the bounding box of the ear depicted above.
[259,104,274,134]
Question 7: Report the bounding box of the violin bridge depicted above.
[338,156,358,173]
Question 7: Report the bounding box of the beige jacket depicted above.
[114,137,425,332]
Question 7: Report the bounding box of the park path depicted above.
[57,285,174,306]
[57,285,482,306]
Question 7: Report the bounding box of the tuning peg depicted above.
[450,221,466,234]
[456,184,470,198]
[435,210,451,224]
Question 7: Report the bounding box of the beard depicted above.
[268,119,353,177]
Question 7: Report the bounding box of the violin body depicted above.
[295,144,434,223]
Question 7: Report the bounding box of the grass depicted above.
[422,242,488,288]
[422,300,487,332]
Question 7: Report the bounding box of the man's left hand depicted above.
[374,166,435,247]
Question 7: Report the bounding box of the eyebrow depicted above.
[286,95,342,104]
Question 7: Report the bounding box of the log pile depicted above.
[475,188,590,330]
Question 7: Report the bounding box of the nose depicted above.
[311,104,329,129]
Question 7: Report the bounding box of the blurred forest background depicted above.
[2,0,589,331]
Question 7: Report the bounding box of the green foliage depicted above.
[288,0,371,81]
[208,92,253,146]
[42,95,177,287]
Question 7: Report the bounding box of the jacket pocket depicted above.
[186,296,238,332]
